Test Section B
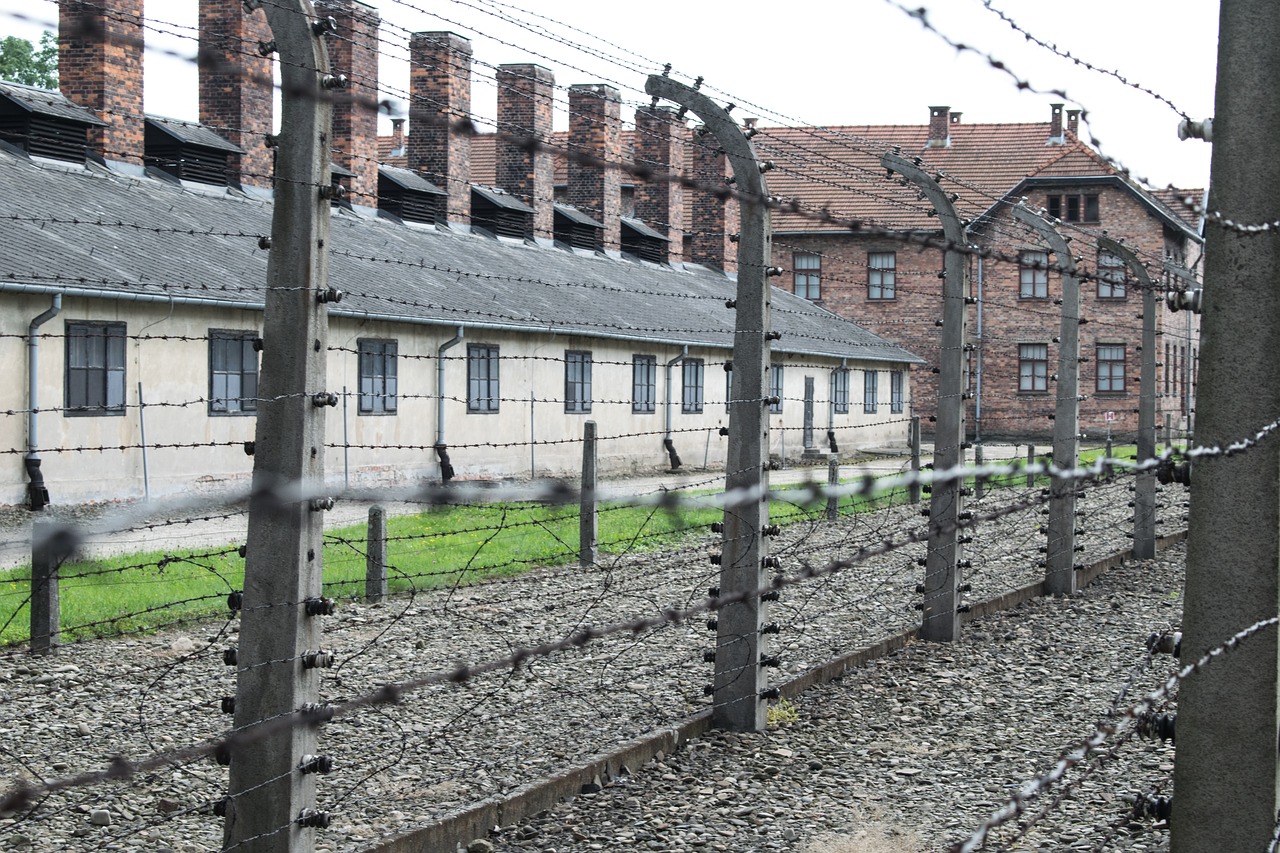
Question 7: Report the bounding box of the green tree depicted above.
[0,31,58,90]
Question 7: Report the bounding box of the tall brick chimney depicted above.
[1066,108,1081,138]
[317,0,380,207]
[567,84,622,252]
[495,64,555,240]
[198,0,274,188]
[633,105,686,262]
[688,131,738,273]
[1049,103,1065,143]
[59,0,145,165]
[926,105,950,148]
[409,32,472,226]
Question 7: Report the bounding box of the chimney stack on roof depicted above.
[950,111,963,125]
[1066,108,1080,138]
[59,0,145,165]
[567,84,623,252]
[316,0,381,207]
[198,0,274,188]
[495,63,555,240]
[633,105,686,263]
[409,32,473,226]
[389,118,406,156]
[688,132,738,273]
[927,105,951,148]
[1049,103,1065,144]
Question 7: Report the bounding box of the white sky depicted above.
[2,0,1219,190]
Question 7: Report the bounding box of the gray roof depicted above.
[554,203,602,228]
[0,81,108,126]
[472,184,535,214]
[144,115,243,154]
[0,147,922,365]
[621,216,668,242]
[379,164,446,195]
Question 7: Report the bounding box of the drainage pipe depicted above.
[434,326,464,482]
[663,346,688,469]
[26,294,61,510]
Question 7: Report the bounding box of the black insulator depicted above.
[223,648,238,666]
[299,754,334,775]
[759,688,781,701]
[296,808,331,829]
[215,744,232,766]
[702,650,716,663]
[709,553,721,565]
[227,591,243,612]
[761,590,780,602]
[220,696,236,714]
[304,597,336,617]
[761,623,781,634]
[708,587,720,597]
[759,656,781,668]
[706,619,718,631]
[242,441,255,456]
[299,703,335,725]
[301,650,334,669]
[710,522,724,533]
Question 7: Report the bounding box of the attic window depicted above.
[1046,193,1099,223]
[0,81,105,163]
[620,217,669,264]
[377,166,445,225]
[144,117,242,187]
[554,204,602,251]
[472,185,534,240]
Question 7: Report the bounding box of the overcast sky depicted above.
[3,0,1219,190]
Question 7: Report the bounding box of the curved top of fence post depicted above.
[1097,236,1154,289]
[262,0,334,193]
[881,152,966,247]
[644,75,767,202]
[1013,204,1077,276]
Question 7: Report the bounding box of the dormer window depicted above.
[554,204,603,251]
[378,165,445,225]
[471,185,534,240]
[0,80,106,163]
[144,116,242,186]
[620,217,669,264]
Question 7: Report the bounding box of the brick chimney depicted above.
[495,64,555,240]
[567,84,622,252]
[950,111,963,125]
[926,105,950,148]
[1049,103,1065,143]
[1066,109,1081,138]
[688,131,738,273]
[198,0,274,188]
[59,0,145,165]
[390,118,406,156]
[633,105,686,262]
[316,0,381,207]
[409,32,472,226]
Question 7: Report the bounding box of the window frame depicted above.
[890,370,904,414]
[358,338,398,415]
[565,350,593,414]
[1096,250,1127,300]
[632,354,656,414]
[868,251,897,300]
[65,321,127,417]
[863,370,878,414]
[466,343,500,414]
[793,252,821,301]
[208,329,260,416]
[1018,343,1050,394]
[832,368,850,415]
[1019,250,1049,300]
[1096,343,1126,394]
[768,364,784,414]
[681,358,705,414]
[1046,193,1100,223]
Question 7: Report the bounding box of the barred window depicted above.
[863,370,878,414]
[359,339,398,414]
[209,330,259,415]
[467,344,500,413]
[66,322,126,416]
[632,355,656,414]
[1019,343,1049,393]
[1019,250,1049,299]
[1096,344,1126,393]
[681,358,705,413]
[868,252,896,300]
[565,350,592,413]
[794,252,821,300]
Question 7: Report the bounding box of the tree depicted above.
[0,32,58,90]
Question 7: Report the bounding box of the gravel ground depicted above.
[0,474,1185,852]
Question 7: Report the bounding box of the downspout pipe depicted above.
[26,294,62,510]
[663,346,688,469]
[435,326,464,482]
[828,358,846,453]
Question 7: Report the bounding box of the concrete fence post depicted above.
[580,420,597,567]
[29,518,62,656]
[1026,444,1036,488]
[826,455,839,520]
[883,152,968,643]
[366,506,387,603]
[908,416,922,504]
[973,443,985,501]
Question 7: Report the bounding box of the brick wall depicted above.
[567,84,622,251]
[495,64,555,240]
[59,0,145,165]
[633,106,686,262]
[317,0,381,207]
[409,32,472,225]
[198,0,274,188]
[689,132,738,273]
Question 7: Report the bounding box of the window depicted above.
[681,358,705,413]
[868,252,896,300]
[467,344,500,413]
[890,370,904,414]
[632,355,656,414]
[1164,342,1171,395]
[832,368,849,414]
[1096,344,1126,393]
[863,370,878,414]
[1019,250,1049,299]
[358,339,397,414]
[1097,251,1126,299]
[1018,343,1049,393]
[565,350,592,413]
[65,322,126,416]
[794,252,821,300]
[1046,193,1099,223]
[209,330,259,415]
[769,364,783,413]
